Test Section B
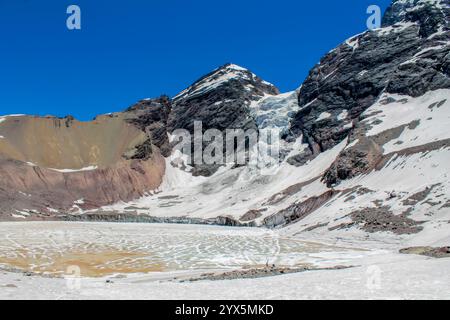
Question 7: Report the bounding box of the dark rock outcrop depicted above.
[125,95,172,157]
[169,63,279,134]
[400,246,450,258]
[329,206,423,235]
[287,0,450,165]
[62,212,255,227]
[263,190,337,228]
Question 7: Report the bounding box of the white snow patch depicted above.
[363,89,450,154]
[102,140,347,222]
[346,36,360,50]
[26,162,37,167]
[49,166,98,173]
[345,139,359,150]
[11,214,26,219]
[316,112,332,122]
[173,64,269,101]
[250,91,299,134]
[337,110,349,121]
[414,44,449,57]
[375,22,417,36]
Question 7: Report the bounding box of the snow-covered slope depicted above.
[99,0,450,247]
[283,89,450,246]
[250,90,300,135]
[101,85,450,248]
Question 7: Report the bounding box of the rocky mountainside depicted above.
[288,0,449,166]
[0,114,165,218]
[0,0,449,246]
[170,63,279,134]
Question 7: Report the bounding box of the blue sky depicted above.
[0,0,392,120]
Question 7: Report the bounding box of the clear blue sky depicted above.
[0,0,392,120]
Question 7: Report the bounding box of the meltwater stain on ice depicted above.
[0,222,357,278]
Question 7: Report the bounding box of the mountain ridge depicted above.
[0,0,448,250]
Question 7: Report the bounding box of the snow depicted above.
[49,166,98,173]
[346,36,360,50]
[280,145,450,249]
[1,253,449,300]
[1,75,447,299]
[316,112,332,122]
[0,114,26,119]
[427,26,447,40]
[11,214,26,219]
[344,31,366,50]
[375,22,417,36]
[414,44,449,57]
[398,0,445,10]
[226,64,248,72]
[173,64,269,101]
[363,89,450,154]
[0,222,448,300]
[358,70,368,77]
[100,88,450,249]
[102,140,347,222]
[250,91,299,134]
[337,110,348,121]
[46,207,59,214]
[345,139,359,150]
[386,0,446,28]
[343,122,353,129]
[74,199,85,205]
[15,210,30,216]
[0,222,365,274]
[1,115,25,127]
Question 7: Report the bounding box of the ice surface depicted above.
[0,222,364,277]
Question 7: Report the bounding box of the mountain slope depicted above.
[0,113,165,218]
[0,0,448,249]
[101,0,450,246]
[287,0,449,166]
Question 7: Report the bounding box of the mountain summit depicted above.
[173,63,278,102]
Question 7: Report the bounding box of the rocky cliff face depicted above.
[169,63,279,134]
[125,96,172,158]
[287,0,449,166]
[319,0,450,187]
[0,114,165,218]
[0,62,282,218]
[168,63,280,176]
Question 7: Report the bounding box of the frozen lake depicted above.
[0,222,360,277]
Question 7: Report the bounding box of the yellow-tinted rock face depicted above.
[0,114,166,219]
[0,114,147,169]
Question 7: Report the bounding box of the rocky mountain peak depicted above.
[173,63,279,102]
[168,63,279,133]
[382,0,449,37]
[287,0,449,168]
[167,63,280,176]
